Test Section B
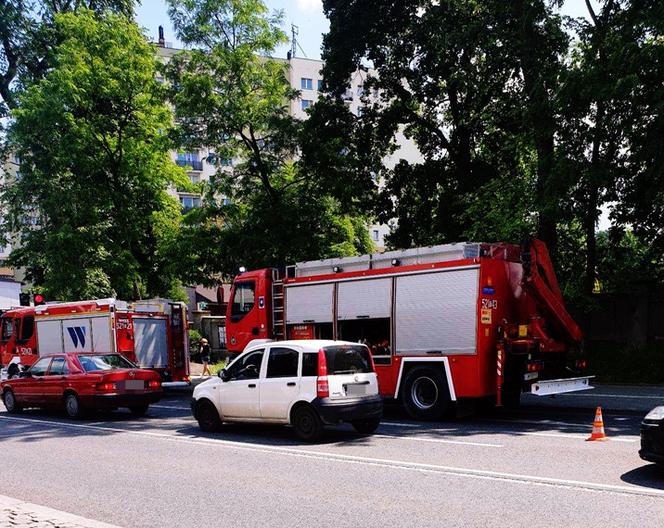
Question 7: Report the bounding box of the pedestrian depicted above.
[199,338,211,377]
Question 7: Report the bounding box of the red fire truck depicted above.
[0,298,190,385]
[225,239,591,419]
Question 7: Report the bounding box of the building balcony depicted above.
[176,159,203,171]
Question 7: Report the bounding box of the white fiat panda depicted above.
[191,340,383,441]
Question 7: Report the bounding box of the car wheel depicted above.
[3,389,22,413]
[351,418,381,435]
[196,400,222,432]
[402,367,450,421]
[64,393,82,419]
[292,405,323,442]
[129,404,149,417]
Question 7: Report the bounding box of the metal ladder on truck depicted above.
[271,269,285,340]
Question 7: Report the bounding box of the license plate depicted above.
[524,372,538,381]
[345,384,367,396]
[125,380,144,390]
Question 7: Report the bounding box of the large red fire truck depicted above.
[225,239,591,419]
[0,298,190,385]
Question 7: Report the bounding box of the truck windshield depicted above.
[323,345,373,374]
[78,354,135,372]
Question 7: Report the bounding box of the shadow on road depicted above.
[621,464,664,489]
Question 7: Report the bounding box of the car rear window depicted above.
[78,354,135,372]
[323,345,373,375]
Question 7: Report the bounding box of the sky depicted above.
[136,0,600,59]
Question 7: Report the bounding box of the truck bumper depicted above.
[529,376,594,396]
[312,395,383,425]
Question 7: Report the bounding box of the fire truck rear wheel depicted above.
[402,367,450,421]
[3,389,21,413]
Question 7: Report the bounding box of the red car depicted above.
[1,353,162,418]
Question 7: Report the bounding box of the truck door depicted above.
[227,280,259,351]
[0,315,17,365]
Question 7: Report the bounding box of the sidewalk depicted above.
[522,382,664,414]
[0,494,121,528]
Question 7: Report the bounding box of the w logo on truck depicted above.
[67,327,86,348]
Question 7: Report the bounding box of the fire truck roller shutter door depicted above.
[36,320,65,356]
[133,318,169,368]
[90,315,113,353]
[61,318,93,353]
[337,278,391,320]
[285,284,334,324]
[395,267,479,355]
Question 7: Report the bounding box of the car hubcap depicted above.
[5,392,15,410]
[66,397,78,416]
[411,377,438,410]
[299,412,313,433]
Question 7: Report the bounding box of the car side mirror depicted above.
[219,369,229,382]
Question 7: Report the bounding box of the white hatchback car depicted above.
[191,340,383,441]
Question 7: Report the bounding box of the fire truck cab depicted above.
[225,239,591,419]
[0,298,190,385]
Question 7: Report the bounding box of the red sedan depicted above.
[1,353,162,418]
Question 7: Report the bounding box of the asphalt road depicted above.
[1,388,663,528]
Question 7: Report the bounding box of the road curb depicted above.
[0,494,122,528]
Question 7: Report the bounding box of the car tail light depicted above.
[148,380,161,389]
[96,382,116,391]
[317,348,329,398]
[575,359,588,369]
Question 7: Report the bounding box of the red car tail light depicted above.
[148,380,161,389]
[96,382,117,391]
[317,348,329,398]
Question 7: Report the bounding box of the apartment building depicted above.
[156,34,422,250]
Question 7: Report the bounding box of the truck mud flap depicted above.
[530,376,594,396]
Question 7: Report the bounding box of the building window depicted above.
[301,99,313,110]
[317,79,323,91]
[300,77,313,90]
[180,195,201,211]
[220,158,233,167]
[221,197,232,206]
[189,173,200,184]
[176,152,203,171]
[372,229,379,242]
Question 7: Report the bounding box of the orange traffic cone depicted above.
[586,406,608,441]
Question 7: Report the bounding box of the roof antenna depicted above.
[291,24,298,58]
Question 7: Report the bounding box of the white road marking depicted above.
[553,393,663,400]
[522,431,637,443]
[0,414,658,499]
[152,404,190,410]
[373,434,502,448]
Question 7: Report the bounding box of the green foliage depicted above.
[4,10,186,301]
[585,342,664,384]
[164,0,373,281]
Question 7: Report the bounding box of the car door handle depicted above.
[248,384,256,388]
[287,382,296,387]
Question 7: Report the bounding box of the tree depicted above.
[3,10,187,300]
[315,0,569,250]
[0,0,134,117]
[164,0,373,283]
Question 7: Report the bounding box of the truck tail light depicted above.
[96,382,117,391]
[526,362,544,373]
[317,348,329,398]
[148,380,161,389]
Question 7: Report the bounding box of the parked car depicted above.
[640,406,664,466]
[191,340,383,441]
[1,353,162,418]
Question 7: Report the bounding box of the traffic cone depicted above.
[586,406,608,441]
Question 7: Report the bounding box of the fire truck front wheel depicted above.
[402,367,450,421]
